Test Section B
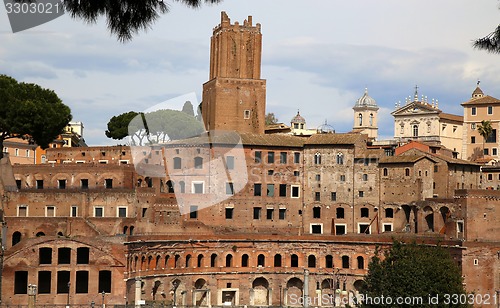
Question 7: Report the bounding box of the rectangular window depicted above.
[76,271,89,294]
[340,175,346,182]
[57,271,70,294]
[280,152,287,164]
[488,106,493,115]
[291,185,300,198]
[310,224,322,234]
[225,208,234,219]
[58,247,71,264]
[336,207,345,219]
[253,207,261,219]
[331,192,337,201]
[226,156,235,169]
[105,179,113,189]
[36,180,44,189]
[46,206,55,217]
[279,208,286,220]
[254,183,262,196]
[98,270,112,293]
[383,224,393,232]
[267,184,274,197]
[226,182,234,195]
[294,171,300,177]
[18,205,27,217]
[189,206,198,219]
[81,179,89,189]
[71,206,78,217]
[294,152,300,163]
[279,184,287,197]
[494,148,498,156]
[315,174,321,181]
[359,191,364,197]
[268,151,275,164]
[77,247,90,264]
[38,271,51,294]
[335,224,346,235]
[484,148,489,155]
[39,247,52,264]
[471,136,476,144]
[94,207,103,217]
[471,107,476,115]
[244,110,251,119]
[255,151,262,163]
[118,207,127,217]
[193,182,204,194]
[471,123,476,130]
[358,223,371,234]
[488,174,493,181]
[266,208,274,220]
[14,271,28,294]
[58,179,66,189]
[487,129,497,143]
[315,192,321,201]
[362,174,368,181]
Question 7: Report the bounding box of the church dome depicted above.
[317,120,335,134]
[354,88,378,108]
[291,111,306,124]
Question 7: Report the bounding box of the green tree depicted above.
[0,74,72,159]
[362,241,468,308]
[473,3,500,54]
[105,111,139,140]
[477,120,493,157]
[142,109,204,143]
[181,101,195,117]
[57,0,222,42]
[265,112,279,125]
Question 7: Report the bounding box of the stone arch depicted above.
[257,254,265,267]
[152,280,162,300]
[197,254,204,267]
[423,206,434,232]
[307,255,316,268]
[36,231,45,237]
[166,180,175,193]
[357,256,365,269]
[155,254,161,269]
[252,277,269,306]
[353,279,367,294]
[194,278,208,306]
[241,254,249,267]
[286,278,303,306]
[186,254,192,268]
[225,254,233,267]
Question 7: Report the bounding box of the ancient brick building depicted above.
[0,11,499,308]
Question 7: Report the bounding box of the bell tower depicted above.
[202,12,266,134]
[352,88,379,140]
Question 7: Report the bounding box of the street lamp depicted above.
[66,282,71,308]
[102,290,106,308]
[172,280,180,308]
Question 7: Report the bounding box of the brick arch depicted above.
[49,172,72,188]
[96,172,121,188]
[73,172,97,188]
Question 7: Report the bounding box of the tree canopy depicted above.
[361,241,468,308]
[105,111,140,140]
[265,112,279,125]
[0,74,72,159]
[181,101,195,117]
[59,0,222,42]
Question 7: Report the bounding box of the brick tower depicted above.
[202,12,266,134]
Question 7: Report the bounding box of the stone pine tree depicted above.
[55,0,222,42]
[477,120,493,157]
[361,241,469,308]
[265,112,279,125]
[0,74,72,160]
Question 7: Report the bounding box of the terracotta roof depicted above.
[167,132,305,148]
[461,95,500,106]
[401,147,480,166]
[439,112,463,123]
[379,155,431,164]
[355,148,385,158]
[305,133,365,145]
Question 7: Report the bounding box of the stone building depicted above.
[352,89,378,140]
[0,11,499,308]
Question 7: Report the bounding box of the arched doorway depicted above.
[252,277,269,306]
[194,278,208,306]
[286,278,303,306]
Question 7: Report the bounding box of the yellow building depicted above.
[461,84,500,161]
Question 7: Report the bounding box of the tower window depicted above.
[244,110,251,119]
[358,113,363,126]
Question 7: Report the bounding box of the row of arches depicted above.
[130,252,367,272]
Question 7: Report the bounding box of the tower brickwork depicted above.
[202,12,266,134]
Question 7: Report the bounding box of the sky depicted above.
[1,0,500,145]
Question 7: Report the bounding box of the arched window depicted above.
[123,226,128,234]
[210,254,217,267]
[274,254,282,267]
[314,153,321,165]
[164,255,170,268]
[36,232,45,237]
[405,168,410,177]
[155,255,161,269]
[325,255,333,268]
[129,226,134,235]
[291,254,299,267]
[194,157,203,169]
[174,255,180,268]
[257,254,265,267]
[308,255,316,268]
[226,254,233,267]
[166,180,174,193]
[179,181,185,193]
[241,254,249,267]
[369,113,373,126]
[342,256,349,269]
[197,254,204,267]
[358,113,363,126]
[383,168,388,176]
[12,231,21,246]
[173,157,182,169]
[413,125,419,137]
[336,153,344,165]
[185,254,192,267]
[357,256,365,269]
